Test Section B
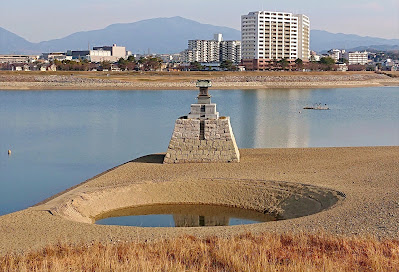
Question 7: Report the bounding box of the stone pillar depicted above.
[163,117,240,164]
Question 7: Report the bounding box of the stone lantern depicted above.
[164,80,240,164]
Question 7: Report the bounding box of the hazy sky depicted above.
[1,0,398,42]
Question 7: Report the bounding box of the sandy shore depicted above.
[0,146,398,255]
[0,72,398,90]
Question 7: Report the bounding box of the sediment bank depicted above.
[0,72,398,90]
[0,146,398,255]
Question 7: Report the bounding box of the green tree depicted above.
[278,58,289,70]
[220,60,236,71]
[320,57,336,71]
[100,60,111,70]
[190,61,203,71]
[146,57,162,71]
[118,58,128,70]
[127,55,136,62]
[295,58,304,70]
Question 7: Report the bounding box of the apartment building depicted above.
[184,34,242,64]
[328,49,345,61]
[187,39,220,63]
[220,40,242,64]
[344,51,369,65]
[241,11,310,70]
[296,14,310,61]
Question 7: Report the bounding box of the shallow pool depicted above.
[95,204,278,227]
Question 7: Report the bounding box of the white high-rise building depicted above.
[296,14,310,61]
[184,34,242,64]
[220,40,242,64]
[187,39,220,63]
[241,11,310,70]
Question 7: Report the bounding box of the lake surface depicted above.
[95,204,276,227]
[0,87,398,216]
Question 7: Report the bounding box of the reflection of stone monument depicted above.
[164,80,240,163]
[173,215,229,227]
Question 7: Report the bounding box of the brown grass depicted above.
[1,232,398,272]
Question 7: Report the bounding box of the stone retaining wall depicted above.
[164,117,240,163]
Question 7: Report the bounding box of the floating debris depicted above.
[8,150,11,155]
[303,103,330,110]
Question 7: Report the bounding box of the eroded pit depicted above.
[45,178,345,227]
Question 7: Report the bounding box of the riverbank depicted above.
[0,146,398,255]
[0,71,398,90]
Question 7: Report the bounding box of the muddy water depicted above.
[95,204,278,227]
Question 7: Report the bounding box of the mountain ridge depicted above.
[0,17,398,55]
[310,30,399,52]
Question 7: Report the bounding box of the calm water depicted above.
[0,87,398,216]
[96,204,276,227]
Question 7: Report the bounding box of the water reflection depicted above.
[247,89,310,148]
[95,204,277,227]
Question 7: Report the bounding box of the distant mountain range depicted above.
[0,27,36,54]
[1,17,398,55]
[310,30,399,53]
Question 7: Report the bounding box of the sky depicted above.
[1,0,398,42]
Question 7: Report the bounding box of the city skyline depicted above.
[0,0,398,42]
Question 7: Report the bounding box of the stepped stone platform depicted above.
[164,118,240,163]
[164,80,240,164]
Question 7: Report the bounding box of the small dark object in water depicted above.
[303,103,330,110]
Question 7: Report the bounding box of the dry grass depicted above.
[1,232,398,272]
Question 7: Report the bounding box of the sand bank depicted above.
[0,146,398,255]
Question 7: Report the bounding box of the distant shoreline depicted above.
[0,71,398,90]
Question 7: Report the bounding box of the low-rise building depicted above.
[328,49,345,61]
[0,55,39,64]
[344,51,369,65]
[337,63,348,71]
[41,52,71,62]
[68,44,129,62]
[156,53,184,63]
[310,51,321,62]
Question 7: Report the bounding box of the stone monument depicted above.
[163,80,240,164]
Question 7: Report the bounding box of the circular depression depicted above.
[95,203,279,227]
[47,179,345,226]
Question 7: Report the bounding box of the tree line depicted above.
[52,56,163,71]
